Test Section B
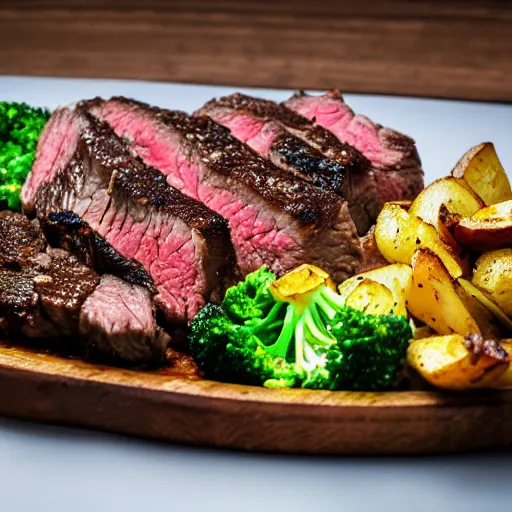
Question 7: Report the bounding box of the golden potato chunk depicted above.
[409,177,483,242]
[338,263,412,316]
[406,249,479,335]
[345,279,397,316]
[407,333,509,390]
[472,249,512,318]
[451,142,512,206]
[375,203,470,278]
[453,200,512,252]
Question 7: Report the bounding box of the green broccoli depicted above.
[189,267,413,391]
[189,303,298,389]
[0,102,51,210]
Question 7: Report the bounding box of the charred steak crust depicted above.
[41,211,157,294]
[0,211,46,267]
[269,133,346,193]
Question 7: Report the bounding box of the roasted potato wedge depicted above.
[406,249,479,335]
[338,263,412,316]
[345,279,397,316]
[453,200,512,252]
[458,278,512,331]
[455,282,502,339]
[375,203,470,278]
[407,333,509,390]
[472,249,512,318]
[270,263,336,307]
[451,142,512,205]
[409,177,483,243]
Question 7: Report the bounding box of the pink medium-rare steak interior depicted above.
[283,90,420,170]
[22,108,85,214]
[79,275,169,363]
[86,98,363,282]
[24,108,236,323]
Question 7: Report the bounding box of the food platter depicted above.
[3,77,512,455]
[1,341,512,455]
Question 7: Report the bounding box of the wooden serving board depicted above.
[0,341,511,455]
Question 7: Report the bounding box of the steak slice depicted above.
[80,275,168,364]
[0,210,46,268]
[283,90,424,205]
[197,93,375,234]
[22,108,236,324]
[85,97,363,283]
[41,211,156,294]
[0,211,168,364]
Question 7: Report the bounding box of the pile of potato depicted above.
[344,143,512,390]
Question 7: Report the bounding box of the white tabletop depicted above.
[1,76,512,512]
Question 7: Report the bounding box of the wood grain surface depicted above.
[1,1,512,101]
[0,341,511,454]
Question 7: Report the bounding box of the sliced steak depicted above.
[197,93,374,234]
[85,97,363,283]
[283,90,424,205]
[80,275,168,364]
[22,108,236,324]
[41,210,156,294]
[0,210,46,268]
[0,210,168,364]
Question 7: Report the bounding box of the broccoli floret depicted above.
[189,303,297,388]
[296,285,412,390]
[189,268,412,391]
[0,102,50,210]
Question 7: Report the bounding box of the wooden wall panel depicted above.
[1,1,512,101]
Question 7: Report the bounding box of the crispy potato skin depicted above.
[451,142,512,205]
[409,177,483,241]
[406,248,479,335]
[472,249,512,317]
[453,200,512,252]
[407,333,509,390]
[375,203,470,278]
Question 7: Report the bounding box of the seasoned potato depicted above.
[407,333,509,390]
[345,279,397,316]
[451,142,512,205]
[406,249,479,335]
[458,278,512,331]
[270,263,336,306]
[453,200,512,252]
[472,249,512,318]
[455,282,502,339]
[338,263,412,316]
[375,203,470,278]
[409,177,483,243]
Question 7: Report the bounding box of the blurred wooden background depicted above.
[1,0,512,101]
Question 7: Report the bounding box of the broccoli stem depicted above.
[250,300,286,335]
[303,306,335,346]
[266,304,297,359]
